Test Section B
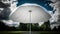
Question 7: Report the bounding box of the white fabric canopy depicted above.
[9,3,51,23]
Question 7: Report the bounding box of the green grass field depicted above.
[0,31,60,34]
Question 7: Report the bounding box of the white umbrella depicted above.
[9,3,51,23]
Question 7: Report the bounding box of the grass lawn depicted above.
[0,31,60,34]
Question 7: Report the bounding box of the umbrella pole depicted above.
[29,10,32,34]
[29,23,31,34]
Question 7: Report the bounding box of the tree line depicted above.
[0,20,60,31]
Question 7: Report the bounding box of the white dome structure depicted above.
[9,3,51,23]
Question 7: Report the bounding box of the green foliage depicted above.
[39,20,51,31]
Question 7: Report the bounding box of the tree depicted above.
[39,20,51,31]
[57,25,60,31]
[44,20,51,31]
[18,23,27,31]
[52,26,57,31]
[31,23,39,31]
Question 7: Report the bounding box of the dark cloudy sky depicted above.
[17,0,53,11]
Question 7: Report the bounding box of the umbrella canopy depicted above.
[9,3,51,23]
